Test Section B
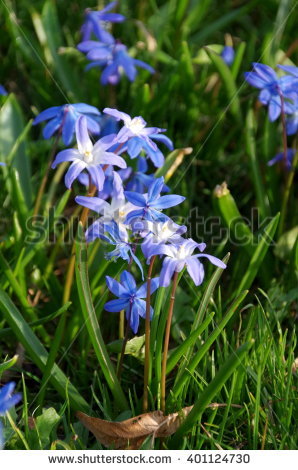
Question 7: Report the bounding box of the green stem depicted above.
[161,270,179,413]
[143,255,156,412]
[117,304,132,380]
[278,149,298,237]
[62,180,96,304]
[33,134,60,218]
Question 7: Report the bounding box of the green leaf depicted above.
[275,226,298,260]
[30,408,61,450]
[75,222,128,411]
[0,355,19,375]
[0,289,89,412]
[0,94,32,206]
[32,0,82,101]
[204,47,241,120]
[169,340,254,447]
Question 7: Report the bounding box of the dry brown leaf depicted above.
[76,406,193,449]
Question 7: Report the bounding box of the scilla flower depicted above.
[0,382,21,449]
[52,116,126,189]
[124,176,185,223]
[120,133,174,168]
[220,46,235,66]
[33,103,101,145]
[81,2,125,44]
[124,157,170,193]
[244,63,297,121]
[268,148,296,170]
[86,220,143,276]
[76,194,137,235]
[141,220,187,258]
[147,238,226,287]
[0,85,7,96]
[105,271,159,333]
[104,108,165,150]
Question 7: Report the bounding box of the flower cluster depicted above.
[32,4,226,338]
[40,99,226,334]
[77,2,154,85]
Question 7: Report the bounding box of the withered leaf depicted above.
[76,406,193,449]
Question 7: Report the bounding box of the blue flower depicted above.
[52,116,126,189]
[141,219,187,259]
[124,176,185,224]
[146,238,226,287]
[0,85,8,96]
[104,270,159,333]
[33,103,101,145]
[78,165,125,200]
[124,157,170,193]
[121,133,174,168]
[103,108,167,154]
[84,44,154,85]
[244,63,297,121]
[284,95,298,136]
[86,219,144,277]
[268,148,296,170]
[76,192,137,235]
[81,2,125,44]
[220,46,235,66]
[77,40,113,62]
[0,382,21,450]
[277,64,298,78]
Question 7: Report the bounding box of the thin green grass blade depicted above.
[166,312,215,374]
[171,290,249,400]
[177,253,230,380]
[235,213,280,295]
[231,42,246,79]
[204,47,241,120]
[245,107,270,218]
[169,339,254,448]
[75,222,128,411]
[0,289,89,412]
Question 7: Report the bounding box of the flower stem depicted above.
[161,270,179,413]
[62,179,97,304]
[117,304,132,380]
[33,133,60,218]
[278,91,288,167]
[278,148,298,238]
[143,255,156,412]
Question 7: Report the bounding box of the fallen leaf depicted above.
[76,406,193,449]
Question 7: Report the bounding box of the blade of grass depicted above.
[235,213,280,295]
[171,290,249,401]
[245,107,270,218]
[0,289,89,412]
[166,312,215,374]
[204,47,241,120]
[169,339,254,448]
[75,222,128,411]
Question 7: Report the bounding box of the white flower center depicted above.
[176,244,188,260]
[83,150,94,164]
[127,117,146,135]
